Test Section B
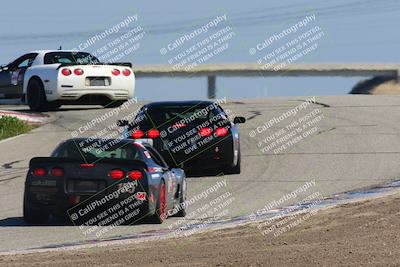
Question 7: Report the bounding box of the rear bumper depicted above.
[57,89,131,101]
[24,180,154,224]
[155,138,235,170]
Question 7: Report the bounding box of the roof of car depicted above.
[66,138,138,146]
[145,100,216,108]
[29,50,85,55]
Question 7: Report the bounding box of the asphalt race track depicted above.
[1,95,400,252]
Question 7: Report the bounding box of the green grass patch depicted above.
[0,116,36,141]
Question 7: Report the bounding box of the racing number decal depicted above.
[11,70,20,85]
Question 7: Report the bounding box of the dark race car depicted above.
[23,138,187,225]
[118,100,246,174]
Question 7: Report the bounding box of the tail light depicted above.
[109,169,125,180]
[147,129,159,138]
[112,69,120,76]
[61,69,71,76]
[50,167,64,177]
[132,130,144,139]
[33,168,46,177]
[199,128,212,137]
[128,170,142,180]
[122,69,131,76]
[68,196,80,205]
[215,127,228,137]
[74,68,84,75]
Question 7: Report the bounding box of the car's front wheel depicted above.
[27,79,48,112]
[174,180,187,217]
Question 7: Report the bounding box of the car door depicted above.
[0,53,38,98]
[0,64,12,98]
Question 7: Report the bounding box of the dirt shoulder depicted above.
[1,191,400,267]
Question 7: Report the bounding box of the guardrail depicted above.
[133,64,400,98]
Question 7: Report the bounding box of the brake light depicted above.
[109,169,125,180]
[173,123,186,128]
[80,163,95,168]
[215,127,228,137]
[132,130,144,139]
[122,69,131,76]
[61,69,71,76]
[50,167,64,177]
[33,168,46,177]
[147,129,159,138]
[199,128,212,137]
[112,69,120,76]
[74,68,84,75]
[128,170,142,180]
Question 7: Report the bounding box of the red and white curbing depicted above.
[0,110,50,124]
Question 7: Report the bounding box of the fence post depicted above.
[208,75,216,99]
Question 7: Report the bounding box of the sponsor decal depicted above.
[134,191,146,201]
[168,174,173,193]
[144,151,151,158]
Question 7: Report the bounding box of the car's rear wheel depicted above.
[47,102,61,111]
[27,79,48,112]
[224,149,241,174]
[23,197,48,224]
[149,180,167,224]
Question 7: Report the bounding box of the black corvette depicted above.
[23,138,187,225]
[118,100,246,174]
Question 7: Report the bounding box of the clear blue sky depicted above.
[1,0,399,100]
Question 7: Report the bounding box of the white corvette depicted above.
[0,50,135,111]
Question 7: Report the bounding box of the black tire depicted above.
[174,180,187,217]
[27,79,48,112]
[224,148,241,175]
[149,180,167,224]
[23,197,48,224]
[102,100,125,108]
[47,102,61,111]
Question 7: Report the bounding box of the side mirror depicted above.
[233,116,246,124]
[116,120,129,127]
[0,64,8,71]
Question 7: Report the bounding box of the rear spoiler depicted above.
[29,157,147,169]
[56,62,132,69]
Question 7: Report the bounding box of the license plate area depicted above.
[67,179,106,194]
[86,77,110,86]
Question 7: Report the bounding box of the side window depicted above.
[11,54,38,70]
[145,146,168,168]
[17,58,31,69]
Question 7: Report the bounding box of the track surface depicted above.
[1,95,400,252]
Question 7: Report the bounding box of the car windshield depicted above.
[145,105,222,125]
[52,139,141,161]
[44,52,100,64]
